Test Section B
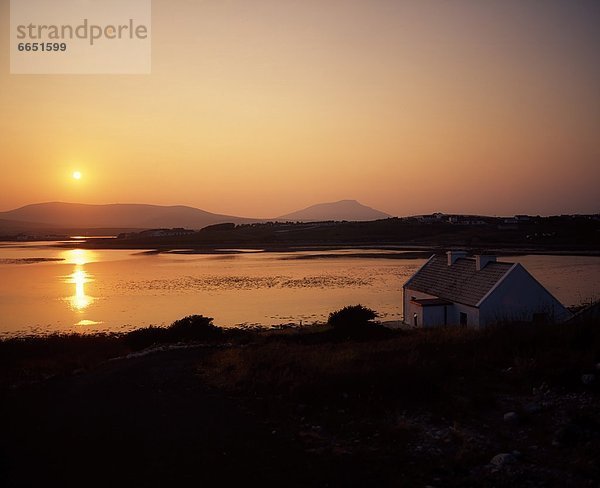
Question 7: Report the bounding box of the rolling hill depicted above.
[0,199,393,235]
[0,202,258,232]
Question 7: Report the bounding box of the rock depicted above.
[581,374,595,385]
[490,453,517,468]
[523,403,542,415]
[504,412,519,422]
[595,363,600,371]
[554,424,584,446]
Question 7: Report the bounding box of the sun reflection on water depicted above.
[61,249,97,266]
[67,266,94,311]
[62,249,96,313]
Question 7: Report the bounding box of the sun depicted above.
[72,171,82,180]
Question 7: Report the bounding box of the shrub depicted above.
[328,305,379,336]
[124,326,168,350]
[167,315,221,341]
[124,315,221,350]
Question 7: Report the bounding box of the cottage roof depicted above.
[410,298,453,307]
[405,255,514,307]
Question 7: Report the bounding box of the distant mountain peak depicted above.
[276,200,391,222]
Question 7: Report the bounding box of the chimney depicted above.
[475,254,496,271]
[447,250,467,266]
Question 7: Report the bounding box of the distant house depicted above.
[118,228,196,239]
[416,213,446,223]
[139,228,195,238]
[403,251,572,328]
[448,216,487,226]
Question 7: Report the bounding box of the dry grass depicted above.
[204,321,600,416]
[2,317,599,486]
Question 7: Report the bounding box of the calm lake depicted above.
[0,241,598,336]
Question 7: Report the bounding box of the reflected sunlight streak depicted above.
[66,266,94,311]
[61,249,96,266]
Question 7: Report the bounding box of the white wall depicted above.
[403,287,479,327]
[479,265,572,325]
[452,302,480,328]
[422,305,447,327]
[403,288,435,327]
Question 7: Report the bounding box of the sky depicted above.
[0,0,599,218]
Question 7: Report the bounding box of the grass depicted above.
[1,313,599,486]
[2,315,598,397]
[0,315,250,388]
[204,320,600,413]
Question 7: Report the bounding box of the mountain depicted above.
[276,200,391,222]
[0,199,392,235]
[0,218,57,235]
[0,202,258,232]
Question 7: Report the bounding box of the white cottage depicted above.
[403,251,572,328]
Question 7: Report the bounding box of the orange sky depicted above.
[1,0,599,217]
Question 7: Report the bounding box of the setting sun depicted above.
[72,171,82,180]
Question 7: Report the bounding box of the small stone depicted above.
[504,412,519,422]
[554,424,584,446]
[582,374,595,385]
[523,403,542,415]
[490,453,517,467]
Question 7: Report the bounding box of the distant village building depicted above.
[118,228,195,239]
[403,251,571,328]
[448,216,487,225]
[416,213,446,223]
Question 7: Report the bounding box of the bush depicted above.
[124,326,169,350]
[168,315,221,341]
[328,305,379,336]
[124,315,221,350]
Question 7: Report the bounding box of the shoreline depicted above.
[3,238,599,258]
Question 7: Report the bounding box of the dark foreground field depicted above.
[1,316,599,487]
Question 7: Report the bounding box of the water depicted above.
[0,241,598,336]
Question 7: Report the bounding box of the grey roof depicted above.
[411,298,453,306]
[405,255,514,307]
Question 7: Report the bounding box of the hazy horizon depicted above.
[1,0,599,218]
[0,198,598,219]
